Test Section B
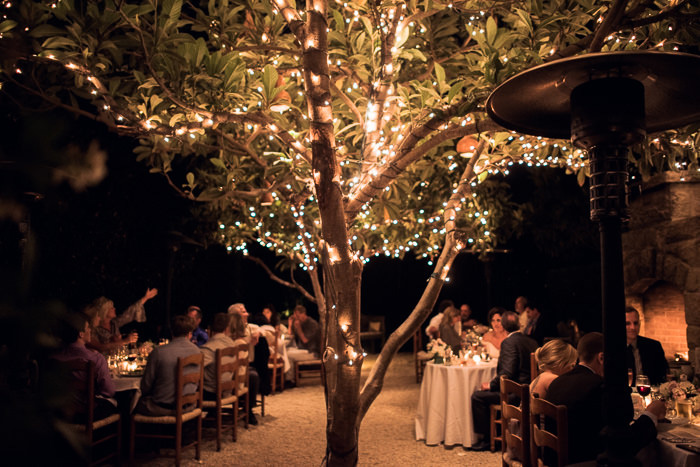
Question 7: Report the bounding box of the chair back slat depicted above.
[500,376,531,467]
[530,395,568,467]
[216,346,238,395]
[176,353,203,415]
[233,343,249,395]
[530,352,539,381]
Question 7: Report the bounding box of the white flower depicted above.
[659,380,696,401]
[426,338,448,358]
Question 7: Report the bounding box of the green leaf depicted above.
[486,16,498,46]
[210,158,227,170]
[434,63,445,85]
[262,64,278,104]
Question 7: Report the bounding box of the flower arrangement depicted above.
[426,338,448,362]
[659,380,696,401]
[463,329,483,346]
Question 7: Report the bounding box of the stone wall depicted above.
[622,172,700,374]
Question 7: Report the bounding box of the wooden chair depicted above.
[268,328,285,394]
[413,330,435,384]
[233,342,250,433]
[530,395,568,467]
[130,352,204,466]
[500,376,531,467]
[63,359,121,466]
[490,402,503,452]
[530,352,539,381]
[295,359,324,385]
[201,346,240,451]
[360,314,386,353]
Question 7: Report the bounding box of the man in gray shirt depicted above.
[135,315,201,416]
[285,305,321,384]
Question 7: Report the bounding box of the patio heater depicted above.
[486,51,700,466]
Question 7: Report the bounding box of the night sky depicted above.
[2,110,605,350]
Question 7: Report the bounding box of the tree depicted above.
[1,0,698,464]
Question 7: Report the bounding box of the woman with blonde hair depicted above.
[87,288,158,353]
[228,311,261,424]
[530,338,578,398]
[438,306,462,353]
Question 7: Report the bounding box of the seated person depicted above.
[522,298,554,346]
[529,338,577,398]
[187,305,208,346]
[201,313,235,398]
[626,306,669,386]
[425,299,454,340]
[228,302,271,396]
[546,332,666,464]
[52,312,117,423]
[459,304,478,331]
[285,304,321,384]
[86,288,158,353]
[470,311,538,451]
[438,306,462,354]
[255,307,291,373]
[223,312,261,424]
[481,307,508,357]
[134,315,200,416]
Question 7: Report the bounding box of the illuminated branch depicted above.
[277,0,307,36]
[345,118,502,221]
[358,6,401,179]
[589,0,630,52]
[624,0,696,28]
[443,140,485,235]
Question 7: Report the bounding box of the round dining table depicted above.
[415,359,498,448]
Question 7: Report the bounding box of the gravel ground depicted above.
[138,352,500,466]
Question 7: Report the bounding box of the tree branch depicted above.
[345,117,503,221]
[245,255,316,302]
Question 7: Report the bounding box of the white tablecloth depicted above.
[638,421,700,467]
[415,360,498,447]
[114,375,141,412]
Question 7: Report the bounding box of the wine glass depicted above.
[636,375,651,407]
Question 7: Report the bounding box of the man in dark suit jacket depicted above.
[523,298,554,346]
[547,332,665,464]
[470,311,538,451]
[626,307,669,386]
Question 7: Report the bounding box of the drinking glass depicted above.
[635,375,651,397]
[636,375,651,407]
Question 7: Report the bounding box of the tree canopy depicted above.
[1,0,699,464]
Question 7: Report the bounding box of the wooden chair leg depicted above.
[216,404,222,452]
[271,366,277,393]
[490,404,502,452]
[175,419,182,467]
[129,418,136,465]
[232,399,238,442]
[196,414,202,461]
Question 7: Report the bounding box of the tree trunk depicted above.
[322,255,363,466]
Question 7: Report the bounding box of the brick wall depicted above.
[641,281,687,357]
